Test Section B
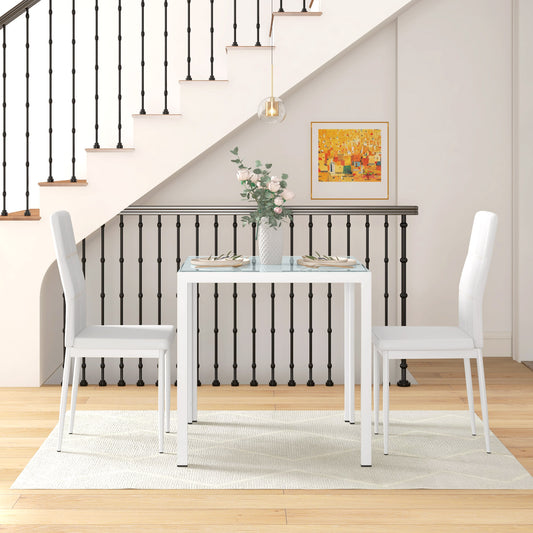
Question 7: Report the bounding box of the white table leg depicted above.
[343,283,350,422]
[191,283,198,423]
[345,283,356,424]
[360,275,372,466]
[177,279,191,467]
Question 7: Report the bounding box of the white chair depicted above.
[51,210,175,453]
[373,211,498,455]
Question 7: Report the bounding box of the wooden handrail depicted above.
[0,0,41,28]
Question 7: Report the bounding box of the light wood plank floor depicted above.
[1,357,533,532]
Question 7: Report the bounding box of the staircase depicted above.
[0,0,415,386]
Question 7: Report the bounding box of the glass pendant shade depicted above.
[257,96,286,124]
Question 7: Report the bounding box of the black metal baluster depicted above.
[232,0,237,46]
[137,215,144,386]
[255,0,261,46]
[24,9,30,215]
[116,0,123,148]
[175,214,181,385]
[288,218,295,386]
[384,215,389,326]
[278,1,284,12]
[47,1,53,182]
[163,0,169,113]
[250,222,258,386]
[80,239,88,385]
[269,282,276,386]
[155,215,162,386]
[186,0,192,80]
[1,25,6,216]
[346,215,351,256]
[93,0,100,148]
[231,215,239,385]
[209,0,215,80]
[195,215,201,385]
[302,1,307,12]
[70,0,76,182]
[307,215,314,386]
[212,215,220,386]
[139,0,145,114]
[118,216,125,386]
[326,215,333,386]
[398,215,411,387]
[99,225,106,386]
[365,214,370,269]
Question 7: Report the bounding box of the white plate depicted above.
[297,258,358,268]
[191,257,250,268]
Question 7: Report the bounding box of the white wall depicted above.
[397,0,513,356]
[514,0,533,361]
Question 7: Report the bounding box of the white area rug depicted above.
[12,410,533,489]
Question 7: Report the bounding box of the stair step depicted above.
[225,45,274,52]
[85,148,135,153]
[179,80,229,83]
[0,208,40,221]
[270,11,323,36]
[38,179,88,187]
[132,113,182,118]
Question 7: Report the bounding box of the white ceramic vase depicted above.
[257,219,284,265]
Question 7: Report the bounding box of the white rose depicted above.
[270,175,282,183]
[281,189,295,201]
[274,197,284,206]
[268,181,281,193]
[237,168,253,181]
[250,174,259,184]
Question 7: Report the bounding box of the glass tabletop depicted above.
[180,256,368,273]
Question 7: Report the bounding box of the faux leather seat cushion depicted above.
[73,325,175,351]
[372,326,475,351]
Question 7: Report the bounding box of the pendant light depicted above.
[257,0,286,124]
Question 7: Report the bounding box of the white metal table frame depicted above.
[176,256,372,467]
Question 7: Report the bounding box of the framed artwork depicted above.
[310,122,389,200]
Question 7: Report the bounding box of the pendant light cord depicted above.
[270,0,274,99]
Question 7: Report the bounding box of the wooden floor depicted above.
[1,358,533,532]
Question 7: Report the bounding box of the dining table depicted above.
[176,255,373,467]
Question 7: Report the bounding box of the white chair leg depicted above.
[383,353,390,455]
[476,354,491,453]
[165,349,171,433]
[69,357,81,434]
[373,346,380,434]
[158,353,165,453]
[463,358,476,436]
[57,354,72,452]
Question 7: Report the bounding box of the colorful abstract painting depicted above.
[311,122,389,200]
[318,128,382,182]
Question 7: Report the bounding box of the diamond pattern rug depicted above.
[11,410,533,489]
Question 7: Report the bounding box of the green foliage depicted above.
[230,147,294,230]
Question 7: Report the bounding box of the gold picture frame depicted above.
[311,122,389,200]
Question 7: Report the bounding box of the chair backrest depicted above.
[50,211,87,347]
[458,211,498,348]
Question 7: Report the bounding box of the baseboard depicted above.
[484,331,512,357]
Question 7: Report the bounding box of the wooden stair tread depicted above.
[38,179,87,187]
[0,208,40,220]
[85,147,135,153]
[270,11,322,36]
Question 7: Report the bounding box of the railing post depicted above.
[162,0,169,113]
[70,0,76,183]
[118,215,125,386]
[255,0,261,47]
[186,0,192,80]
[47,0,53,182]
[209,0,215,80]
[212,215,220,386]
[250,222,258,386]
[99,225,107,386]
[116,0,123,148]
[397,214,411,387]
[139,0,146,114]
[93,0,100,148]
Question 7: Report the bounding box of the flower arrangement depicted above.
[230,146,294,228]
